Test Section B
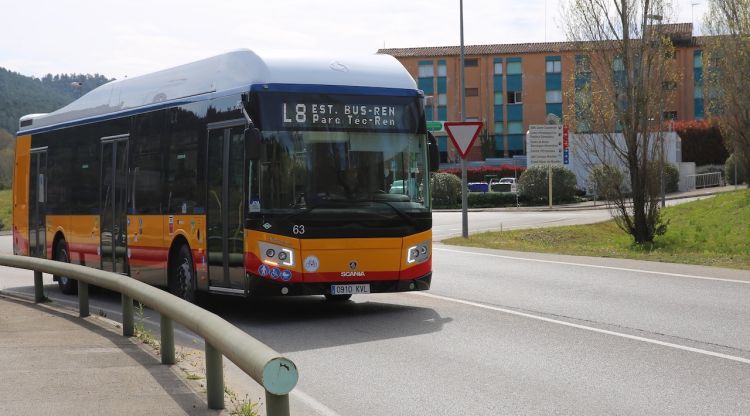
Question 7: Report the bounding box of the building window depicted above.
[507,62,522,75]
[546,60,561,73]
[464,58,479,67]
[663,111,678,120]
[437,62,447,77]
[613,57,624,72]
[494,92,503,105]
[465,88,479,97]
[494,122,504,134]
[546,90,562,103]
[694,86,704,99]
[507,91,522,104]
[508,121,524,134]
[418,62,434,77]
[693,52,703,68]
[662,81,677,91]
[438,93,447,106]
[494,62,503,75]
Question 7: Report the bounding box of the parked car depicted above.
[490,177,517,193]
[467,182,489,192]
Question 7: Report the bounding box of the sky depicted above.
[0,0,707,80]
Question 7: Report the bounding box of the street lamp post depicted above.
[459,0,468,238]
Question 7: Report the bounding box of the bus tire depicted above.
[55,240,77,295]
[324,293,352,302]
[169,244,196,303]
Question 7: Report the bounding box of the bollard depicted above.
[266,392,291,416]
[34,271,44,303]
[205,341,224,409]
[160,315,175,365]
[78,281,89,317]
[121,294,134,336]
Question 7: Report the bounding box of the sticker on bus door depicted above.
[168,216,174,234]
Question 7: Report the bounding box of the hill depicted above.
[0,68,111,134]
[0,68,112,188]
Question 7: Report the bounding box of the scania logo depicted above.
[340,271,366,277]
[349,260,358,270]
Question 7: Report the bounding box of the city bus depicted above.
[13,49,438,301]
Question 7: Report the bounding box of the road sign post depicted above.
[527,124,566,208]
[445,121,483,238]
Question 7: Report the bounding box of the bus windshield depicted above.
[255,130,430,215]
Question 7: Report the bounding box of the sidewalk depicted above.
[0,294,220,416]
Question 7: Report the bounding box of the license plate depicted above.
[330,284,371,295]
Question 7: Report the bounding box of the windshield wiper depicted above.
[354,199,418,227]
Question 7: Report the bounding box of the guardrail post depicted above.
[33,271,44,303]
[205,341,224,410]
[78,281,89,317]
[266,392,290,416]
[121,294,134,336]
[160,315,175,365]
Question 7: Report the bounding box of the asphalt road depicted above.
[1,211,749,415]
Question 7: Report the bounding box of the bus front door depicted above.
[206,123,246,293]
[29,148,47,258]
[100,135,129,274]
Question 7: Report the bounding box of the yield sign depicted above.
[444,121,483,159]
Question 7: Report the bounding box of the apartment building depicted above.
[379,23,709,162]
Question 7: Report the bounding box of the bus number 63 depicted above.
[292,225,305,235]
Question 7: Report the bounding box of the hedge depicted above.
[672,119,729,166]
[439,164,524,183]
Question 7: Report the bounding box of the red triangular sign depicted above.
[444,122,483,159]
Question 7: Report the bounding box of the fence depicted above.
[0,254,298,416]
[685,172,723,190]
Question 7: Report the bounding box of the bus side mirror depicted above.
[245,127,261,160]
[428,132,439,172]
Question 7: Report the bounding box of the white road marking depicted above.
[434,246,750,285]
[414,292,750,365]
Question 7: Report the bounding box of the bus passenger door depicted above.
[206,123,246,292]
[100,135,129,274]
[28,148,47,258]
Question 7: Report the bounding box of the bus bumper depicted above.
[246,273,431,297]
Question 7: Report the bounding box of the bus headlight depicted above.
[259,242,296,267]
[407,241,430,264]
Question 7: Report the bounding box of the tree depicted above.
[562,0,678,243]
[703,0,750,177]
[0,128,13,189]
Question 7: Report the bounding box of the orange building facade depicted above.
[379,23,709,162]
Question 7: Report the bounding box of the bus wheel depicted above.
[55,240,77,295]
[324,294,352,302]
[170,244,196,303]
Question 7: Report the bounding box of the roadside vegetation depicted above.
[0,189,11,231]
[443,191,750,270]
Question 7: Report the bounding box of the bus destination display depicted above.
[282,102,401,129]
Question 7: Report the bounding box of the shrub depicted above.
[589,165,627,200]
[724,154,748,185]
[430,172,462,208]
[518,165,578,204]
[468,192,519,208]
[663,163,680,193]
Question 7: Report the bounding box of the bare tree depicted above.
[704,0,750,177]
[562,0,680,243]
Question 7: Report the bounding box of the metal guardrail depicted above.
[0,254,298,416]
[685,172,723,190]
